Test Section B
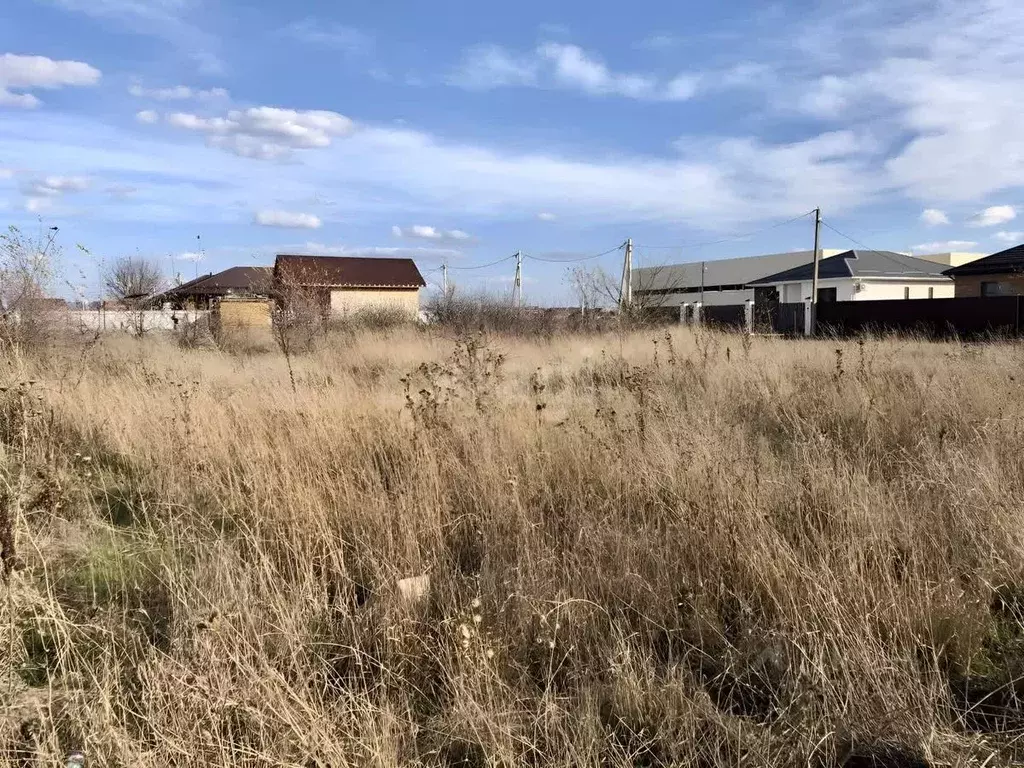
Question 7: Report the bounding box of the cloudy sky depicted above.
[1,0,1023,301]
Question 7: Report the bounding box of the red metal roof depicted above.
[274,254,425,288]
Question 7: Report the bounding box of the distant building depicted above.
[914,251,987,269]
[749,250,954,302]
[633,250,845,308]
[161,266,273,309]
[943,243,1024,297]
[273,254,426,319]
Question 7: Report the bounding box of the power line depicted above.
[818,219,886,254]
[637,210,816,250]
[523,242,625,263]
[820,218,927,275]
[447,253,518,271]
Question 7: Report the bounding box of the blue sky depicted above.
[2,0,1023,302]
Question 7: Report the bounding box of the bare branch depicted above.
[104,256,164,301]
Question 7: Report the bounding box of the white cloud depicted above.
[0,167,13,179]
[23,197,52,213]
[393,225,474,243]
[177,251,204,263]
[129,83,228,101]
[910,240,979,253]
[450,42,698,101]
[136,109,159,124]
[792,2,1024,203]
[0,90,40,108]
[254,210,322,229]
[0,53,100,108]
[47,0,224,75]
[968,205,1016,227]
[165,106,354,158]
[798,75,854,118]
[24,175,90,196]
[994,231,1023,243]
[537,212,557,221]
[449,44,538,90]
[294,241,462,260]
[284,19,373,55]
[664,74,700,101]
[920,208,949,226]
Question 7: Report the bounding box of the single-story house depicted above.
[747,249,954,303]
[633,249,845,308]
[159,266,273,309]
[942,243,1024,297]
[273,254,426,319]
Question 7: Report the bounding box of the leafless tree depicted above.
[566,265,617,312]
[271,271,327,393]
[0,225,63,348]
[104,256,164,301]
[565,263,684,324]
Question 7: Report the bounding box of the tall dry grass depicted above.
[2,327,1024,767]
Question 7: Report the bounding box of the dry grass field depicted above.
[3,326,1024,767]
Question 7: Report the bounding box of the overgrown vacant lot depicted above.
[3,328,1024,767]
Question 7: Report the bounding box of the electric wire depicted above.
[523,242,625,263]
[637,210,816,250]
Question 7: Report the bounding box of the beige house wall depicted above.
[329,288,420,318]
[218,299,272,328]
[914,252,987,268]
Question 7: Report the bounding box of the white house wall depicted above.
[774,278,954,302]
[857,280,954,300]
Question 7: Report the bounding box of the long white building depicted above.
[633,249,986,307]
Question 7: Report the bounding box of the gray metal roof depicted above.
[748,250,952,285]
[633,250,844,293]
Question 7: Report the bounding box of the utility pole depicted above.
[810,207,822,335]
[195,234,202,281]
[512,251,523,308]
[618,239,633,311]
[441,262,448,296]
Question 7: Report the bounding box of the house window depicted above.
[817,287,837,303]
[904,287,911,299]
[928,287,934,299]
[981,281,1016,297]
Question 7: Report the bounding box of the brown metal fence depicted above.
[701,305,746,328]
[816,296,1024,338]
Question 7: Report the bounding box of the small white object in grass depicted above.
[396,573,430,602]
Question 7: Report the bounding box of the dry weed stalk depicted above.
[0,328,1022,766]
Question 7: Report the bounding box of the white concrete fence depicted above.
[57,308,209,334]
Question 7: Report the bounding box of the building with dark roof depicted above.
[155,266,273,309]
[273,254,426,318]
[748,250,954,303]
[942,243,1024,297]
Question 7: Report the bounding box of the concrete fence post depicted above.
[744,299,755,334]
[693,302,703,326]
[678,303,686,324]
[803,299,813,337]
